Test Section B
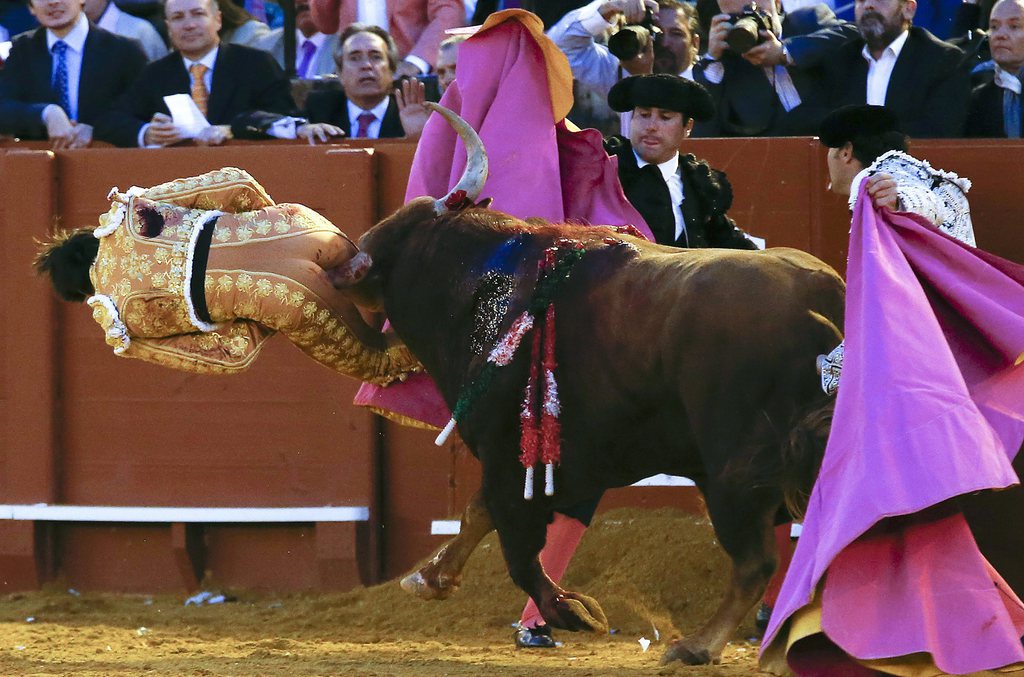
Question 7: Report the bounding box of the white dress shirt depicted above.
[346,97,392,138]
[45,12,89,121]
[862,29,909,106]
[295,30,329,77]
[634,149,687,243]
[183,46,218,94]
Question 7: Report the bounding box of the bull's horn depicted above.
[426,102,488,214]
[328,250,373,288]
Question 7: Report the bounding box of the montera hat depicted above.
[607,74,715,122]
[819,104,904,148]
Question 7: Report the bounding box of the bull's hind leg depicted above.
[662,487,778,665]
[400,489,493,600]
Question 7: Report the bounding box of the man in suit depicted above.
[604,74,757,248]
[95,0,320,147]
[309,0,464,77]
[83,0,167,61]
[254,0,338,77]
[818,0,971,137]
[0,0,147,147]
[693,0,857,136]
[302,23,427,139]
[966,0,1024,136]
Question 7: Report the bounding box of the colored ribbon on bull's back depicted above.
[761,184,1024,674]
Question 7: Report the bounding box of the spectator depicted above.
[309,0,464,76]
[0,0,39,35]
[435,33,466,92]
[656,0,700,77]
[83,0,168,60]
[0,0,147,147]
[218,0,271,46]
[255,0,339,77]
[302,24,430,138]
[95,0,327,147]
[692,0,855,136]
[815,0,971,137]
[966,0,1024,135]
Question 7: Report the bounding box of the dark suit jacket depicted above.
[823,26,970,138]
[303,90,406,138]
[605,136,756,250]
[965,76,1007,137]
[692,5,856,137]
[0,24,146,139]
[95,43,297,147]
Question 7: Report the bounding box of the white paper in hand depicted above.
[164,94,210,138]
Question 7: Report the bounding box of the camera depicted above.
[725,3,773,54]
[607,7,663,62]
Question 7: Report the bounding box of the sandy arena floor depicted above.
[0,508,765,676]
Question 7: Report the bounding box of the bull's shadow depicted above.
[330,103,845,667]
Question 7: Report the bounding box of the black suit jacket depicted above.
[605,136,756,250]
[692,5,856,137]
[0,24,146,139]
[95,43,297,147]
[303,89,406,138]
[823,27,970,138]
[965,76,1007,137]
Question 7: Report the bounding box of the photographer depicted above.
[693,0,857,136]
[547,0,702,132]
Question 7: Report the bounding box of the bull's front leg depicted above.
[486,482,609,634]
[400,489,494,600]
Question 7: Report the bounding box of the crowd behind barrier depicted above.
[0,136,1021,593]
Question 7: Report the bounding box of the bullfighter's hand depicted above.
[42,104,76,150]
[68,122,93,149]
[865,173,899,210]
[194,124,232,146]
[297,122,344,145]
[743,31,786,66]
[396,78,429,141]
[144,113,183,147]
[707,14,733,60]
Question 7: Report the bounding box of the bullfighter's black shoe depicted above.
[513,622,556,648]
[755,602,772,635]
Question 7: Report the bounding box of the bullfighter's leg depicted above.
[399,489,494,600]
[484,469,608,634]
[661,486,778,665]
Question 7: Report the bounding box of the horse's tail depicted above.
[778,397,835,520]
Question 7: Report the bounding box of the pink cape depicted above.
[354,11,651,427]
[763,185,1024,673]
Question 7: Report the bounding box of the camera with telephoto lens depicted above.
[725,3,773,53]
[607,7,664,62]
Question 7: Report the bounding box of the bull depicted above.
[330,103,844,665]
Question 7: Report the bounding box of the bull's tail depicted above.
[779,397,835,520]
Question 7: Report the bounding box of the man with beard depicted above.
[965,0,1024,136]
[814,0,971,137]
[692,0,856,136]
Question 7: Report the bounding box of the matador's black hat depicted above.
[819,104,904,148]
[607,74,715,122]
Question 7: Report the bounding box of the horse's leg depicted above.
[661,484,778,665]
[399,488,493,600]
[484,467,609,634]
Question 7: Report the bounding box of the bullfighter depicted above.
[35,167,420,384]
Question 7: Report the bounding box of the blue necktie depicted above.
[51,40,72,119]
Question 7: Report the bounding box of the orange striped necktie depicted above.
[189,63,210,117]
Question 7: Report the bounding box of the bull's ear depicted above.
[475,198,493,209]
[327,251,373,288]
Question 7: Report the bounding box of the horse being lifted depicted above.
[330,103,844,665]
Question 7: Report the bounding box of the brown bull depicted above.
[331,104,844,665]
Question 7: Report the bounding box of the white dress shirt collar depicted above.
[46,11,88,52]
[861,28,910,63]
[634,149,688,243]
[346,96,392,138]
[995,63,1023,95]
[183,45,219,73]
[296,29,328,49]
[634,149,680,181]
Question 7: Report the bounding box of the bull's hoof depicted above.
[659,640,717,666]
[547,591,609,633]
[398,569,460,601]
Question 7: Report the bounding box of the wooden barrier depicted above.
[0,137,1019,592]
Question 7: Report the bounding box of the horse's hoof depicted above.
[549,592,609,633]
[398,570,458,600]
[660,640,715,665]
